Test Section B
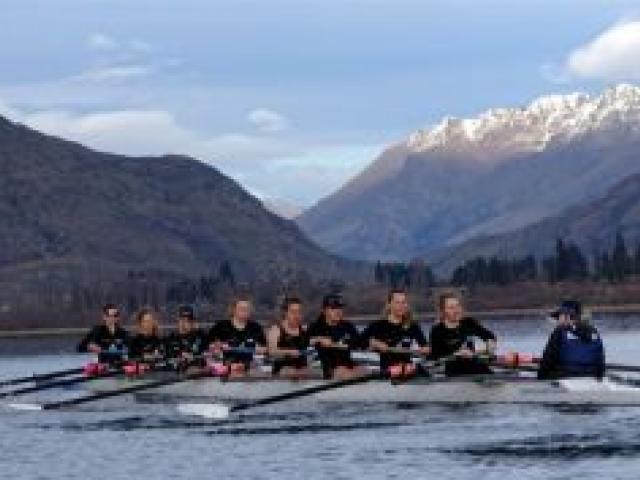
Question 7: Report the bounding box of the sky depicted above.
[2,0,640,208]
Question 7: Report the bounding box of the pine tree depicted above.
[634,243,640,275]
[612,232,631,281]
[219,261,236,286]
[566,242,589,280]
[374,261,384,284]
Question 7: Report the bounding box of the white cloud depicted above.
[16,107,297,167]
[88,33,153,54]
[1,100,379,206]
[23,109,189,156]
[88,33,118,51]
[249,144,384,205]
[247,108,289,133]
[566,20,640,80]
[0,98,18,118]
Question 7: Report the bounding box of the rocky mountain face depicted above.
[298,84,640,261]
[0,115,359,298]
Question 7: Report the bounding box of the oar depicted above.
[177,370,383,419]
[0,369,119,399]
[177,353,483,419]
[495,353,640,374]
[1,355,205,400]
[0,367,85,389]
[604,363,640,373]
[9,369,213,411]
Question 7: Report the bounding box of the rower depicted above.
[538,300,605,380]
[429,292,497,376]
[267,296,311,378]
[361,289,429,376]
[164,305,207,368]
[209,297,267,374]
[308,293,363,379]
[128,307,165,364]
[77,303,129,364]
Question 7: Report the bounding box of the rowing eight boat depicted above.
[79,370,640,407]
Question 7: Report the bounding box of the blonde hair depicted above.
[135,307,160,336]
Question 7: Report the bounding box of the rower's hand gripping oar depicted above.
[0,367,85,389]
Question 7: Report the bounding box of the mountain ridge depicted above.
[299,84,640,261]
[428,171,640,276]
[0,114,361,298]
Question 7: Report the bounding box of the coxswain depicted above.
[128,307,164,363]
[361,289,429,377]
[209,297,267,374]
[308,293,363,379]
[164,305,207,369]
[267,296,311,378]
[77,303,129,364]
[429,291,497,376]
[538,300,605,380]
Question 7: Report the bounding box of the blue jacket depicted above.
[538,323,605,379]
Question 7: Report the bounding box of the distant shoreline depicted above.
[2,304,640,337]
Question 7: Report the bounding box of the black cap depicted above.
[550,300,582,319]
[322,293,345,309]
[177,305,195,320]
[102,303,120,316]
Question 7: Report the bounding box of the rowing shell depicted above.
[82,372,640,406]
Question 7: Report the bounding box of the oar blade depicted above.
[7,402,43,411]
[177,403,230,419]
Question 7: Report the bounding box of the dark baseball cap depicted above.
[322,293,345,309]
[549,300,582,318]
[177,305,195,319]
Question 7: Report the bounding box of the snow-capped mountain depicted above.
[406,84,640,161]
[408,84,640,160]
[298,84,640,261]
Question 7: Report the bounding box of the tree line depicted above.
[373,259,436,288]
[450,233,640,287]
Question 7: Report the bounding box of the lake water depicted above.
[2,316,640,480]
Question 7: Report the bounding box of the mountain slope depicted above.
[429,172,640,275]
[0,115,357,289]
[299,84,640,261]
